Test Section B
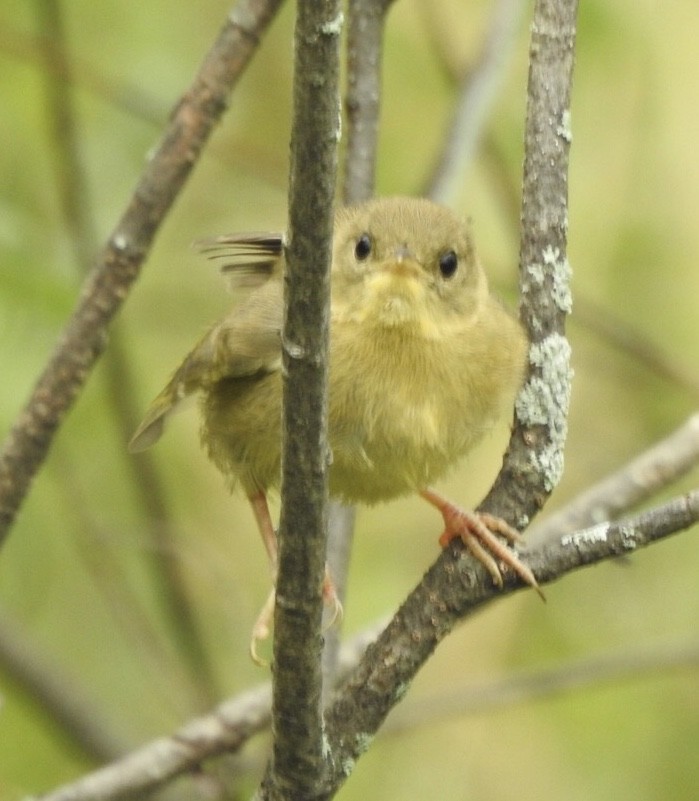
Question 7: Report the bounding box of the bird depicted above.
[129,196,539,662]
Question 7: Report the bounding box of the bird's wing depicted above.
[129,235,285,452]
[197,232,284,291]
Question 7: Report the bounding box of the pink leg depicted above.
[247,490,343,664]
[248,491,278,578]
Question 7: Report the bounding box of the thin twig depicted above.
[321,502,356,695]
[0,607,129,763]
[322,0,396,693]
[384,638,699,735]
[260,2,342,800]
[529,412,699,545]
[0,0,284,547]
[426,0,526,205]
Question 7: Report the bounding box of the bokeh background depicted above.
[1,1,699,799]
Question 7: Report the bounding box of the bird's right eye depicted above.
[354,233,372,261]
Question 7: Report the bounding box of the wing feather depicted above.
[129,238,284,452]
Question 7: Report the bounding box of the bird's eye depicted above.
[438,250,458,278]
[354,233,372,261]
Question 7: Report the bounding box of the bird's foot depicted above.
[420,488,544,599]
[249,565,344,666]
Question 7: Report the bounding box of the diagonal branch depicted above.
[319,487,698,797]
[426,0,527,205]
[0,0,284,548]
[31,487,699,801]
[30,482,699,801]
[529,412,699,545]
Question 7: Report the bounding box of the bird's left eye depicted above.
[438,250,458,278]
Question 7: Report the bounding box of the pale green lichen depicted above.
[322,730,332,760]
[542,245,573,313]
[342,757,355,777]
[393,681,411,702]
[561,522,609,548]
[556,109,573,143]
[526,261,546,287]
[320,11,345,36]
[516,333,573,492]
[517,512,531,530]
[522,245,573,316]
[617,524,639,550]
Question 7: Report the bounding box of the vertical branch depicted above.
[264,1,342,799]
[342,0,396,203]
[322,0,395,690]
[0,0,283,548]
[480,0,577,526]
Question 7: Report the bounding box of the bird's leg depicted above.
[249,490,279,577]
[248,491,278,664]
[247,490,343,665]
[420,487,543,599]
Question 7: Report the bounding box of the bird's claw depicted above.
[421,488,544,600]
[249,566,344,666]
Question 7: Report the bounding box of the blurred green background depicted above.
[1,0,699,799]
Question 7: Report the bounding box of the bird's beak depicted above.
[382,245,421,279]
[394,243,413,261]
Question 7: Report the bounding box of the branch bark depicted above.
[480,0,577,527]
[529,412,699,545]
[342,0,396,203]
[0,0,283,547]
[261,2,342,799]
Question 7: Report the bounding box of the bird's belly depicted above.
[328,392,470,504]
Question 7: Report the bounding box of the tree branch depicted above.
[319,488,698,797]
[322,0,397,692]
[30,483,699,801]
[0,0,284,547]
[529,412,699,545]
[342,0,396,203]
[480,0,577,527]
[261,1,342,799]
[426,0,526,205]
[35,0,219,706]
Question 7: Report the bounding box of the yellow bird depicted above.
[130,196,538,660]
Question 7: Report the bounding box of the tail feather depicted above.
[128,390,175,452]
